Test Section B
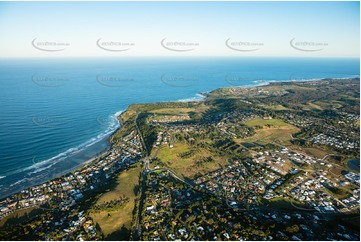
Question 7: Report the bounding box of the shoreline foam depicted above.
[0,110,124,199]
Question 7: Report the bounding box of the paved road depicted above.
[133,158,150,240]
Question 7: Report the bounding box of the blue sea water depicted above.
[0,57,359,198]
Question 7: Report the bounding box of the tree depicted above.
[285,224,299,234]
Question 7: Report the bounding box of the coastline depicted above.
[0,76,358,205]
[0,111,123,200]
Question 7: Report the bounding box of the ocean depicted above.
[0,57,359,198]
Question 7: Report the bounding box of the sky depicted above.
[0,1,359,58]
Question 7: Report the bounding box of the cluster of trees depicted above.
[195,156,214,167]
[91,196,130,213]
[137,113,158,155]
[178,149,197,159]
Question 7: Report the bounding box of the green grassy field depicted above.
[307,102,323,110]
[237,118,299,146]
[301,147,329,159]
[154,142,228,178]
[90,165,142,239]
[264,104,289,110]
[244,118,291,127]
